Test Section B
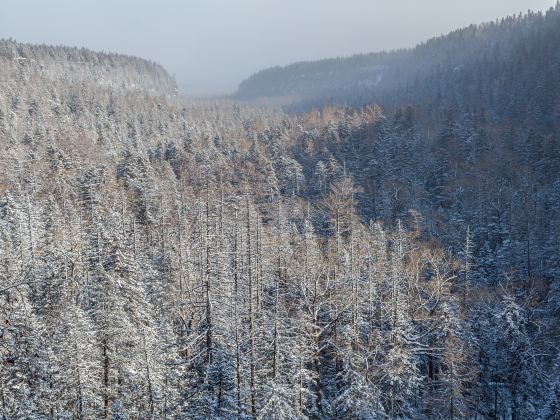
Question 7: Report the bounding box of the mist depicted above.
[0,0,554,96]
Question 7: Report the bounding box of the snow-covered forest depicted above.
[1,5,560,420]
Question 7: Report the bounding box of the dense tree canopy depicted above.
[1,6,560,419]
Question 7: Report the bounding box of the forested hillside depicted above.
[235,3,560,121]
[1,9,560,420]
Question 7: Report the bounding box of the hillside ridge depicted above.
[234,3,560,109]
[0,38,177,95]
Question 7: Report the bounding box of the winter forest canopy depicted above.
[1,4,560,420]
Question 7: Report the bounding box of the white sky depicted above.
[0,0,555,95]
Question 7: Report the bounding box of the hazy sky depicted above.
[0,0,554,95]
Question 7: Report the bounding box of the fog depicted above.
[0,0,554,96]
